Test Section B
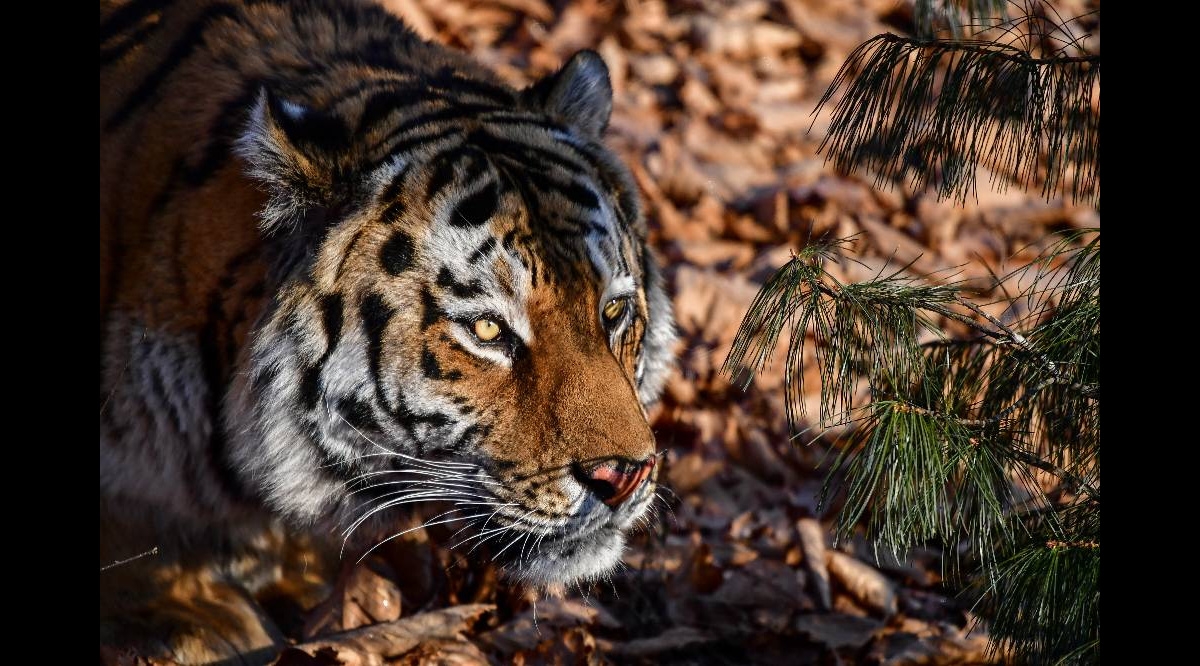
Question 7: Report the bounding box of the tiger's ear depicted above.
[522,50,613,137]
[235,89,353,233]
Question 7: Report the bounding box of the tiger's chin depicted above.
[503,527,628,592]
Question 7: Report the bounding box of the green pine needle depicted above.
[812,33,1098,206]
[722,230,1099,661]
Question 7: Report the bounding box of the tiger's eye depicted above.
[603,298,626,322]
[474,318,501,342]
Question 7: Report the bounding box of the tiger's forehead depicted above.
[368,127,640,320]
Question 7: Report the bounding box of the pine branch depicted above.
[976,531,1100,664]
[723,231,1099,660]
[812,32,1099,205]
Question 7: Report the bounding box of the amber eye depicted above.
[602,297,626,323]
[473,318,502,342]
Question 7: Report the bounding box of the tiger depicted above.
[99,0,677,661]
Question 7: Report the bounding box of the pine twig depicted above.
[813,32,1099,205]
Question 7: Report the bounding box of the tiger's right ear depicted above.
[235,89,353,233]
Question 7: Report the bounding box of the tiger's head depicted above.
[228,51,676,588]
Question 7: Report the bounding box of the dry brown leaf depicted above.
[795,518,833,611]
[598,626,712,658]
[684,541,725,595]
[476,597,620,654]
[794,613,883,650]
[665,450,724,495]
[679,76,722,117]
[283,605,494,665]
[100,647,185,666]
[484,0,552,23]
[303,559,403,640]
[394,638,491,665]
[671,266,762,348]
[826,551,898,618]
[630,53,680,86]
[596,36,626,96]
[692,17,803,59]
[676,239,755,269]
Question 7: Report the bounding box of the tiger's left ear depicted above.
[235,89,354,234]
[522,50,613,137]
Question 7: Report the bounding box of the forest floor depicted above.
[106,0,1100,664]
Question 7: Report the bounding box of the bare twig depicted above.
[100,546,159,572]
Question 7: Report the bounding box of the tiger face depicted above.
[227,51,676,587]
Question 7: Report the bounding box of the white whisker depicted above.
[492,529,530,562]
[342,490,488,538]
[354,511,494,564]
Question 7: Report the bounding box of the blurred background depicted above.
[277,1,1102,663]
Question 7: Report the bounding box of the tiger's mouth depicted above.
[493,485,657,589]
[339,451,658,588]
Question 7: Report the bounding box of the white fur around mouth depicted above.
[503,526,628,590]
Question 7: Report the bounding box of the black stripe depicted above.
[446,422,490,455]
[360,291,395,400]
[298,292,343,412]
[328,78,409,116]
[419,286,442,330]
[372,104,499,154]
[372,127,461,170]
[379,201,405,225]
[424,145,479,200]
[336,395,382,440]
[436,267,484,299]
[380,230,415,275]
[441,334,472,360]
[466,128,590,176]
[524,169,600,211]
[357,89,416,134]
[105,3,242,131]
[421,346,443,380]
[424,67,516,105]
[393,396,452,430]
[299,364,322,411]
[321,292,345,354]
[448,179,499,227]
[378,162,412,207]
[467,238,495,264]
[572,142,639,234]
[355,83,501,135]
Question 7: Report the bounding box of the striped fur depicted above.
[100,0,675,660]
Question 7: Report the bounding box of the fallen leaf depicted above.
[826,551,898,618]
[597,626,712,658]
[794,613,883,650]
[282,605,494,664]
[795,518,833,611]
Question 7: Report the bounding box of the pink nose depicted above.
[580,457,656,507]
